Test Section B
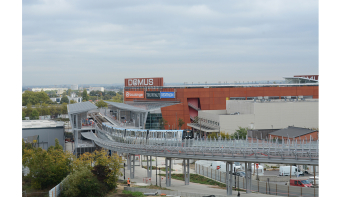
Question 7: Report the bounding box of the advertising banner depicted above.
[125,91,145,98]
[160,92,175,98]
[146,91,160,99]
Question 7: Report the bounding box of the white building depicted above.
[89,87,104,92]
[67,92,82,103]
[32,88,68,95]
[71,84,78,90]
[188,99,318,135]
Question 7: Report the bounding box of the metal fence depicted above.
[195,162,319,197]
[125,186,226,197]
[49,176,68,197]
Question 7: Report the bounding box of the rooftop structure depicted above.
[284,75,318,84]
[269,126,318,139]
[22,120,64,129]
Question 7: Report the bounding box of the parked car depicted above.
[289,178,312,187]
[236,171,245,177]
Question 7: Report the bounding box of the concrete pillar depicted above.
[226,162,233,196]
[245,162,252,193]
[147,156,152,178]
[129,154,135,179]
[166,157,172,187]
[229,162,233,195]
[183,159,190,185]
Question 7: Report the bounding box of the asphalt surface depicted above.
[121,157,281,197]
[121,157,319,197]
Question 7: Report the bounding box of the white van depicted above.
[279,166,304,176]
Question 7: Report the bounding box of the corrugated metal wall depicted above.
[22,127,65,150]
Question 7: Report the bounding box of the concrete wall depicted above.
[22,126,65,150]
[198,110,221,122]
[253,101,318,129]
[209,101,318,135]
[226,100,254,114]
[219,114,255,134]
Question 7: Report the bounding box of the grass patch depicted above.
[160,173,226,188]
[159,174,246,191]
[134,185,171,190]
[122,190,145,197]
[142,159,155,162]
[141,166,174,171]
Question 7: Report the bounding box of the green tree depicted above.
[232,127,248,139]
[159,118,168,130]
[60,166,105,197]
[61,103,68,114]
[82,89,89,101]
[30,109,39,120]
[22,139,73,189]
[178,118,185,129]
[22,91,50,106]
[66,89,71,96]
[109,94,123,103]
[41,103,50,116]
[25,103,33,117]
[96,100,108,108]
[102,94,112,100]
[70,100,76,104]
[61,96,69,104]
[22,111,26,120]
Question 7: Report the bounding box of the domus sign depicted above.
[125,77,163,87]
[125,91,145,98]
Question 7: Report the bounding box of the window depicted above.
[294,181,297,185]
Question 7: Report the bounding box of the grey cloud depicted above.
[23,0,318,86]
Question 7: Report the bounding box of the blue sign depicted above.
[160,92,175,98]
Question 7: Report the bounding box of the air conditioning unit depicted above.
[286,96,291,99]
[264,96,269,99]
[258,96,263,99]
[298,95,303,99]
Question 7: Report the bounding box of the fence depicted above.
[195,162,318,197]
[125,187,226,197]
[49,176,68,197]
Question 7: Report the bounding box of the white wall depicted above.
[254,101,318,129]
[202,100,318,135]
[219,114,255,134]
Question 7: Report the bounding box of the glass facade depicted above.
[145,112,164,130]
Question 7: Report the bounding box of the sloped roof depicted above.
[269,126,317,138]
[68,101,98,114]
[104,101,148,112]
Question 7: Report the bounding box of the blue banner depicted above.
[160,92,175,98]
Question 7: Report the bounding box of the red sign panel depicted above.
[256,163,259,169]
[217,166,220,170]
[125,91,145,98]
[125,77,163,87]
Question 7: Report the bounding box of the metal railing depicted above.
[195,161,319,197]
[81,128,319,165]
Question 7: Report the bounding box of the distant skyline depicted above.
[23,0,318,86]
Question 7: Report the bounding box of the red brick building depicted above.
[124,77,319,129]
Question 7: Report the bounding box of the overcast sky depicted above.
[22,0,318,86]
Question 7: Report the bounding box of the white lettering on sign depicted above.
[127,78,154,86]
[126,92,144,97]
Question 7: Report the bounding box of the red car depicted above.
[290,179,312,187]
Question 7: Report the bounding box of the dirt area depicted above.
[190,163,196,170]
[106,182,171,197]
[106,183,129,197]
